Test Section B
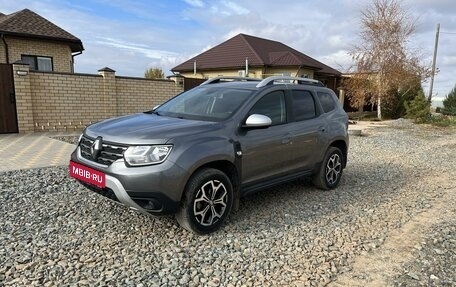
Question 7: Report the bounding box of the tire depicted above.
[313,147,344,190]
[176,168,233,234]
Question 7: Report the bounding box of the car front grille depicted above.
[79,136,127,166]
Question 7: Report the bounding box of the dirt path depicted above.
[329,169,456,286]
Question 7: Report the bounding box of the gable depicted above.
[0,9,83,52]
[172,34,340,76]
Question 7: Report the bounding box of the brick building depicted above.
[0,9,182,134]
[172,34,342,92]
[0,9,83,73]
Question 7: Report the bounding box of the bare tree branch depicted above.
[344,0,431,119]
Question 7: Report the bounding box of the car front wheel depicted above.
[313,146,344,190]
[176,168,233,234]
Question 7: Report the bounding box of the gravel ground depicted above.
[1,121,455,286]
[49,136,80,145]
[393,220,456,287]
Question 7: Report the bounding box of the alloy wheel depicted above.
[193,180,228,226]
[326,153,342,185]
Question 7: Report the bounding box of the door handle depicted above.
[10,93,16,104]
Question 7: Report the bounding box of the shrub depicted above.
[424,115,456,127]
[405,91,430,122]
[442,107,456,116]
[442,85,456,115]
[383,81,424,119]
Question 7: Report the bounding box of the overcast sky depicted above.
[1,0,455,101]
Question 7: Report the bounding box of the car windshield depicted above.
[155,87,254,121]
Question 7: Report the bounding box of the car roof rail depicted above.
[256,76,324,88]
[200,76,261,86]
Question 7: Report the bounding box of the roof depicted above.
[0,9,83,52]
[172,34,340,76]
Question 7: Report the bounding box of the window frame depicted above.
[21,54,54,72]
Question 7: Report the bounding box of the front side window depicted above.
[292,90,316,121]
[317,92,336,113]
[249,91,286,126]
[156,87,253,121]
[21,55,53,71]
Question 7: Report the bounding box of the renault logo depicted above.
[91,136,102,160]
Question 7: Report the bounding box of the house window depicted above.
[274,72,291,77]
[21,55,53,71]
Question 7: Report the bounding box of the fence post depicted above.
[98,67,117,118]
[12,61,34,132]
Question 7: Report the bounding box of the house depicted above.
[0,9,84,73]
[171,33,341,92]
[0,9,184,135]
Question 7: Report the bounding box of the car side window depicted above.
[249,91,286,126]
[317,92,336,113]
[291,90,316,121]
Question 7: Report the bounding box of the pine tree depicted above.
[442,85,456,115]
[405,90,430,122]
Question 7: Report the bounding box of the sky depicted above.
[1,0,455,102]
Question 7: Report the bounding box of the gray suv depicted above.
[70,76,349,234]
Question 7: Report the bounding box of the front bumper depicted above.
[70,147,186,215]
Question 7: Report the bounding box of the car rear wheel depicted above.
[313,146,343,190]
[176,168,233,234]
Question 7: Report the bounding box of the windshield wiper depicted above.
[145,110,161,116]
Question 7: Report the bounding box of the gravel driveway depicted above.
[1,120,455,286]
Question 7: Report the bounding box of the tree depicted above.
[442,85,456,115]
[405,90,430,122]
[345,0,430,120]
[382,76,424,119]
[144,67,164,79]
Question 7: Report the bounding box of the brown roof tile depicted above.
[0,9,83,52]
[172,34,340,76]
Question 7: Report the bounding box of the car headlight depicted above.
[124,145,172,166]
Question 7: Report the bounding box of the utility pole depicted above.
[428,23,440,102]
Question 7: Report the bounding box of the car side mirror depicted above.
[243,114,272,128]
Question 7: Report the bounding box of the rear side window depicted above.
[291,90,316,121]
[317,92,336,113]
[249,91,286,126]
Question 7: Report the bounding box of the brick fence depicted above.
[12,63,183,132]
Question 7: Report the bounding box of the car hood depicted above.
[85,113,220,145]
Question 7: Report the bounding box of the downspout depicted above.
[71,51,83,73]
[1,34,9,64]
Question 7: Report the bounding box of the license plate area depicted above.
[69,161,106,188]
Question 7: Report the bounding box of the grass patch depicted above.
[423,115,456,127]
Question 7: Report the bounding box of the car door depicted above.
[238,90,294,184]
[285,89,327,170]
